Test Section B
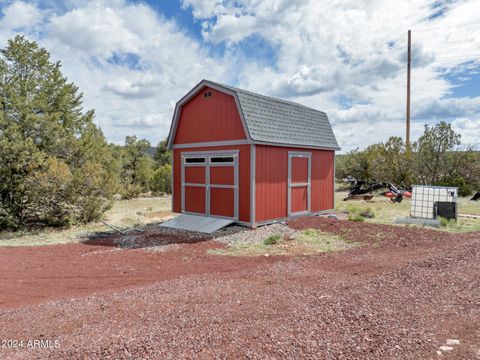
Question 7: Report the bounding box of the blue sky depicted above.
[0,0,479,152]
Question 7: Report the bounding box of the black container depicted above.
[434,201,457,220]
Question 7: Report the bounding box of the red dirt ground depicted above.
[0,239,267,309]
[0,217,479,359]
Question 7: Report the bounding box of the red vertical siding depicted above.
[184,167,205,184]
[172,145,251,223]
[291,157,308,183]
[255,145,334,223]
[174,87,246,144]
[210,188,235,217]
[184,187,206,214]
[210,167,235,185]
[255,145,288,222]
[311,150,335,212]
[291,187,308,213]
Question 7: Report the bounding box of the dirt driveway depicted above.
[0,217,479,359]
[0,236,267,309]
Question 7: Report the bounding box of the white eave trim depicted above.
[252,140,340,151]
[172,139,339,151]
[173,139,251,149]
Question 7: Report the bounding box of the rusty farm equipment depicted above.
[343,177,411,203]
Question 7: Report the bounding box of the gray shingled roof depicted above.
[209,80,340,150]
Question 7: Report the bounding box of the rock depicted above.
[439,346,454,352]
[446,339,460,346]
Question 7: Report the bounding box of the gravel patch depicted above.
[113,222,298,249]
[214,223,296,245]
[113,226,207,249]
[110,223,248,249]
[212,225,248,238]
[396,216,441,228]
[143,244,180,252]
[316,211,348,220]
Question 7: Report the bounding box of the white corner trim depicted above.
[250,144,256,226]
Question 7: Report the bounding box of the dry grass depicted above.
[1,188,477,247]
[335,189,480,233]
[208,228,358,257]
[0,196,173,247]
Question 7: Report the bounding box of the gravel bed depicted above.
[143,243,180,252]
[113,226,207,249]
[396,216,441,227]
[112,223,248,249]
[86,218,299,250]
[316,211,348,220]
[214,223,296,245]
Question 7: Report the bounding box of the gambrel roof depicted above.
[167,80,340,150]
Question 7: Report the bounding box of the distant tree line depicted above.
[0,36,171,230]
[336,122,480,196]
[110,136,172,200]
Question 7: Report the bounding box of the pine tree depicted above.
[0,36,117,228]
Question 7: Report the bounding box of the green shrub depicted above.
[77,196,111,223]
[348,213,365,222]
[263,234,281,245]
[303,228,318,237]
[438,216,448,227]
[345,204,372,221]
[121,183,143,200]
[438,216,456,227]
[0,207,16,230]
[360,207,375,218]
[151,164,172,195]
[440,176,472,197]
[346,204,362,214]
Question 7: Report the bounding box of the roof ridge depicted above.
[198,79,339,150]
[205,80,327,115]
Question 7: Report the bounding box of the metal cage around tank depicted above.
[410,185,458,220]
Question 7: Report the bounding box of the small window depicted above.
[185,157,205,164]
[210,156,234,164]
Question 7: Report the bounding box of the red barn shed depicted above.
[164,80,340,232]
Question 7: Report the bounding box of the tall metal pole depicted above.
[406,30,411,149]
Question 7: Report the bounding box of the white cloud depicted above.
[113,112,170,129]
[49,3,141,56]
[103,75,162,99]
[452,117,480,148]
[0,1,43,30]
[0,0,479,152]
[2,0,231,144]
[203,14,258,44]
[181,0,225,18]
[184,0,480,152]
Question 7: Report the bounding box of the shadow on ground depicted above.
[80,223,245,249]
